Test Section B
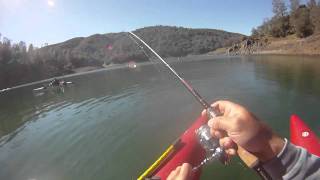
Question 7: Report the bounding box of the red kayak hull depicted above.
[290,114,320,157]
[144,114,319,179]
[154,115,207,179]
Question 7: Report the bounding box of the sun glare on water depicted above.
[47,0,55,7]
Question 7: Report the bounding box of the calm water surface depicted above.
[0,55,320,180]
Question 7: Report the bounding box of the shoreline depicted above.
[211,34,320,57]
[1,53,319,93]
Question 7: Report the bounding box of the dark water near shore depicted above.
[0,55,320,180]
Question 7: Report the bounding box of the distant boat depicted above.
[33,80,73,92]
[127,61,137,69]
[0,88,11,93]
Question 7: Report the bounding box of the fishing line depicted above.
[126,32,171,79]
[128,32,227,174]
[127,32,212,110]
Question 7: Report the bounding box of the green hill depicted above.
[40,25,244,66]
[0,25,244,88]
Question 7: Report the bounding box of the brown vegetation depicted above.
[252,0,320,38]
[257,34,320,55]
[222,0,320,56]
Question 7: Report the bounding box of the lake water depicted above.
[0,55,320,180]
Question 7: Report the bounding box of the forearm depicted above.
[253,133,285,162]
[262,139,320,179]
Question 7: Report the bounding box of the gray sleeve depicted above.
[262,138,320,180]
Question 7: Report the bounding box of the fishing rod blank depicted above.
[128,32,212,111]
[128,32,226,171]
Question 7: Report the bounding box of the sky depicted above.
[0,0,276,47]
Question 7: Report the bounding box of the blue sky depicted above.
[1,0,277,47]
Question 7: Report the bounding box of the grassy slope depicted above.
[258,34,320,55]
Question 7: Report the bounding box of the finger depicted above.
[175,166,181,174]
[168,166,181,180]
[179,163,192,179]
[212,100,230,115]
[210,129,225,139]
[208,117,232,131]
[226,148,237,156]
[167,169,177,180]
[201,109,206,116]
[202,101,226,117]
[219,137,235,149]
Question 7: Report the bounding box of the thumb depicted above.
[179,163,192,179]
[208,116,232,132]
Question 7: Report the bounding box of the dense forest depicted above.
[252,0,320,38]
[0,26,243,89]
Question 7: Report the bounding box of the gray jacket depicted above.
[262,139,320,180]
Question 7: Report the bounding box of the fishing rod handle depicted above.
[206,107,270,179]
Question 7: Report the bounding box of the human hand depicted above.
[203,100,284,162]
[167,163,192,180]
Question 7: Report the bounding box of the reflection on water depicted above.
[254,55,320,96]
[0,55,319,180]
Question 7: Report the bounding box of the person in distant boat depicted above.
[49,78,60,87]
[168,100,320,180]
[48,78,70,87]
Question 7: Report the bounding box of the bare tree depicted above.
[273,0,287,17]
[308,0,317,8]
[290,0,300,12]
[309,0,320,33]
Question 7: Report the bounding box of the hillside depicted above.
[40,26,244,66]
[0,26,244,89]
[257,34,320,55]
[210,33,320,56]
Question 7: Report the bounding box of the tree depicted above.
[0,37,12,65]
[291,5,314,37]
[309,1,320,33]
[270,16,292,37]
[18,41,27,53]
[28,44,34,52]
[308,0,317,8]
[290,0,300,12]
[2,37,11,47]
[273,0,287,17]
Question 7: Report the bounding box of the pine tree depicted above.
[28,44,34,52]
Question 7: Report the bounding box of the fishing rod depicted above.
[128,32,214,113]
[128,31,224,171]
[129,32,270,180]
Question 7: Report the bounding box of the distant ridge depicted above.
[0,25,245,89]
[40,25,245,65]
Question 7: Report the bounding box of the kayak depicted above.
[138,115,206,180]
[33,81,73,91]
[138,114,320,180]
[290,114,320,157]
